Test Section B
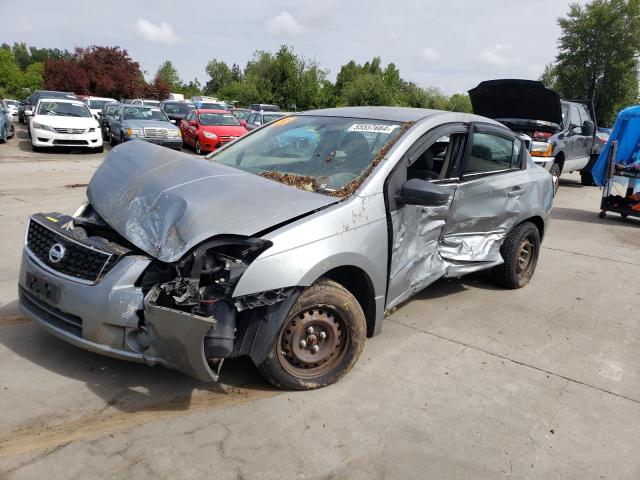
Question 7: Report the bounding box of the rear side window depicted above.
[464,133,517,175]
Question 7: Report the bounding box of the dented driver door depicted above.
[439,123,535,277]
[385,124,468,310]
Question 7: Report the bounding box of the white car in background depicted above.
[83,96,117,120]
[2,99,20,120]
[28,98,103,152]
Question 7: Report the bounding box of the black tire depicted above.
[0,127,5,144]
[195,138,202,155]
[109,130,117,146]
[258,278,366,390]
[599,211,607,219]
[94,145,104,153]
[491,222,541,289]
[9,124,14,138]
[120,133,125,145]
[549,162,561,196]
[32,144,41,152]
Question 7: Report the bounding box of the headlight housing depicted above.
[32,121,55,132]
[169,129,181,137]
[530,141,553,157]
[127,128,143,137]
[203,131,217,139]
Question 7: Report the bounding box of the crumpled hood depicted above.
[87,141,337,263]
[469,79,563,128]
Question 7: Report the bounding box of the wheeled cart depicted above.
[592,106,640,220]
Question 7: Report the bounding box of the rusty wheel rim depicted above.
[516,237,535,277]
[277,306,348,379]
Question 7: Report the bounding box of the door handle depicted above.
[508,187,526,197]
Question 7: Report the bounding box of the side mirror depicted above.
[396,178,450,207]
[25,109,33,116]
[582,119,595,137]
[240,120,248,127]
[170,119,176,124]
[189,120,197,127]
[254,121,261,126]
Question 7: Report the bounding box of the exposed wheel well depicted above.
[321,266,376,338]
[554,151,565,172]
[518,216,545,240]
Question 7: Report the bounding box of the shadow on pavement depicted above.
[0,314,273,414]
[552,206,640,227]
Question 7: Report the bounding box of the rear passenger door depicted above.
[440,123,535,275]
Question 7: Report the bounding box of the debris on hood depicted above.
[260,121,416,199]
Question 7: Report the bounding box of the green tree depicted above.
[204,59,233,95]
[0,49,23,97]
[553,0,640,126]
[155,60,182,91]
[447,93,473,113]
[539,62,559,90]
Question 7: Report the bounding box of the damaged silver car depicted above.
[18,107,553,390]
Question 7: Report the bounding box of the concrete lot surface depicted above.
[0,124,639,479]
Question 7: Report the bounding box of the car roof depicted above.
[86,96,116,101]
[36,97,86,104]
[259,111,291,115]
[298,106,444,122]
[195,109,231,114]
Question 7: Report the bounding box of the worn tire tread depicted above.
[491,222,540,289]
[257,278,366,390]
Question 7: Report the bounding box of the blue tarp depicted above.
[592,105,640,186]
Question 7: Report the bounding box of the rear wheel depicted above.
[491,222,541,289]
[580,170,595,186]
[550,162,561,195]
[8,124,14,138]
[109,130,117,146]
[0,126,5,143]
[258,278,366,390]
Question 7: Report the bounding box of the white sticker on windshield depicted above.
[151,108,161,112]
[348,123,399,134]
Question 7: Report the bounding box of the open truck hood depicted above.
[469,79,563,130]
[87,141,337,263]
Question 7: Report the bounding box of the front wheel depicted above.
[580,170,595,186]
[195,138,202,155]
[491,222,541,289]
[258,278,366,390]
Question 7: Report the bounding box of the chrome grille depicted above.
[54,128,87,134]
[144,128,169,139]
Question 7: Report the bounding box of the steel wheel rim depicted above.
[276,306,348,379]
[516,237,535,277]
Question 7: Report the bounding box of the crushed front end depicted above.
[18,207,292,382]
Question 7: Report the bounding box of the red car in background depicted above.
[180,109,247,154]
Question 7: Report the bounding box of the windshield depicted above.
[232,110,251,120]
[200,102,226,110]
[142,100,160,107]
[6,100,19,107]
[123,107,169,121]
[164,103,195,114]
[199,113,241,126]
[211,115,407,195]
[37,101,92,118]
[88,99,114,110]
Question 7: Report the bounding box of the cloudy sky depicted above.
[0,0,585,94]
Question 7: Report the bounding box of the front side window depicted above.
[122,107,169,122]
[569,106,582,131]
[212,115,406,194]
[464,133,516,175]
[408,134,467,181]
[37,101,92,118]
[164,103,195,114]
[263,113,286,124]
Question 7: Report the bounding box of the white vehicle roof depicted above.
[84,96,117,101]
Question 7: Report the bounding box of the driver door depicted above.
[385,123,469,309]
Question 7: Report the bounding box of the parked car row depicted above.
[0,99,16,143]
